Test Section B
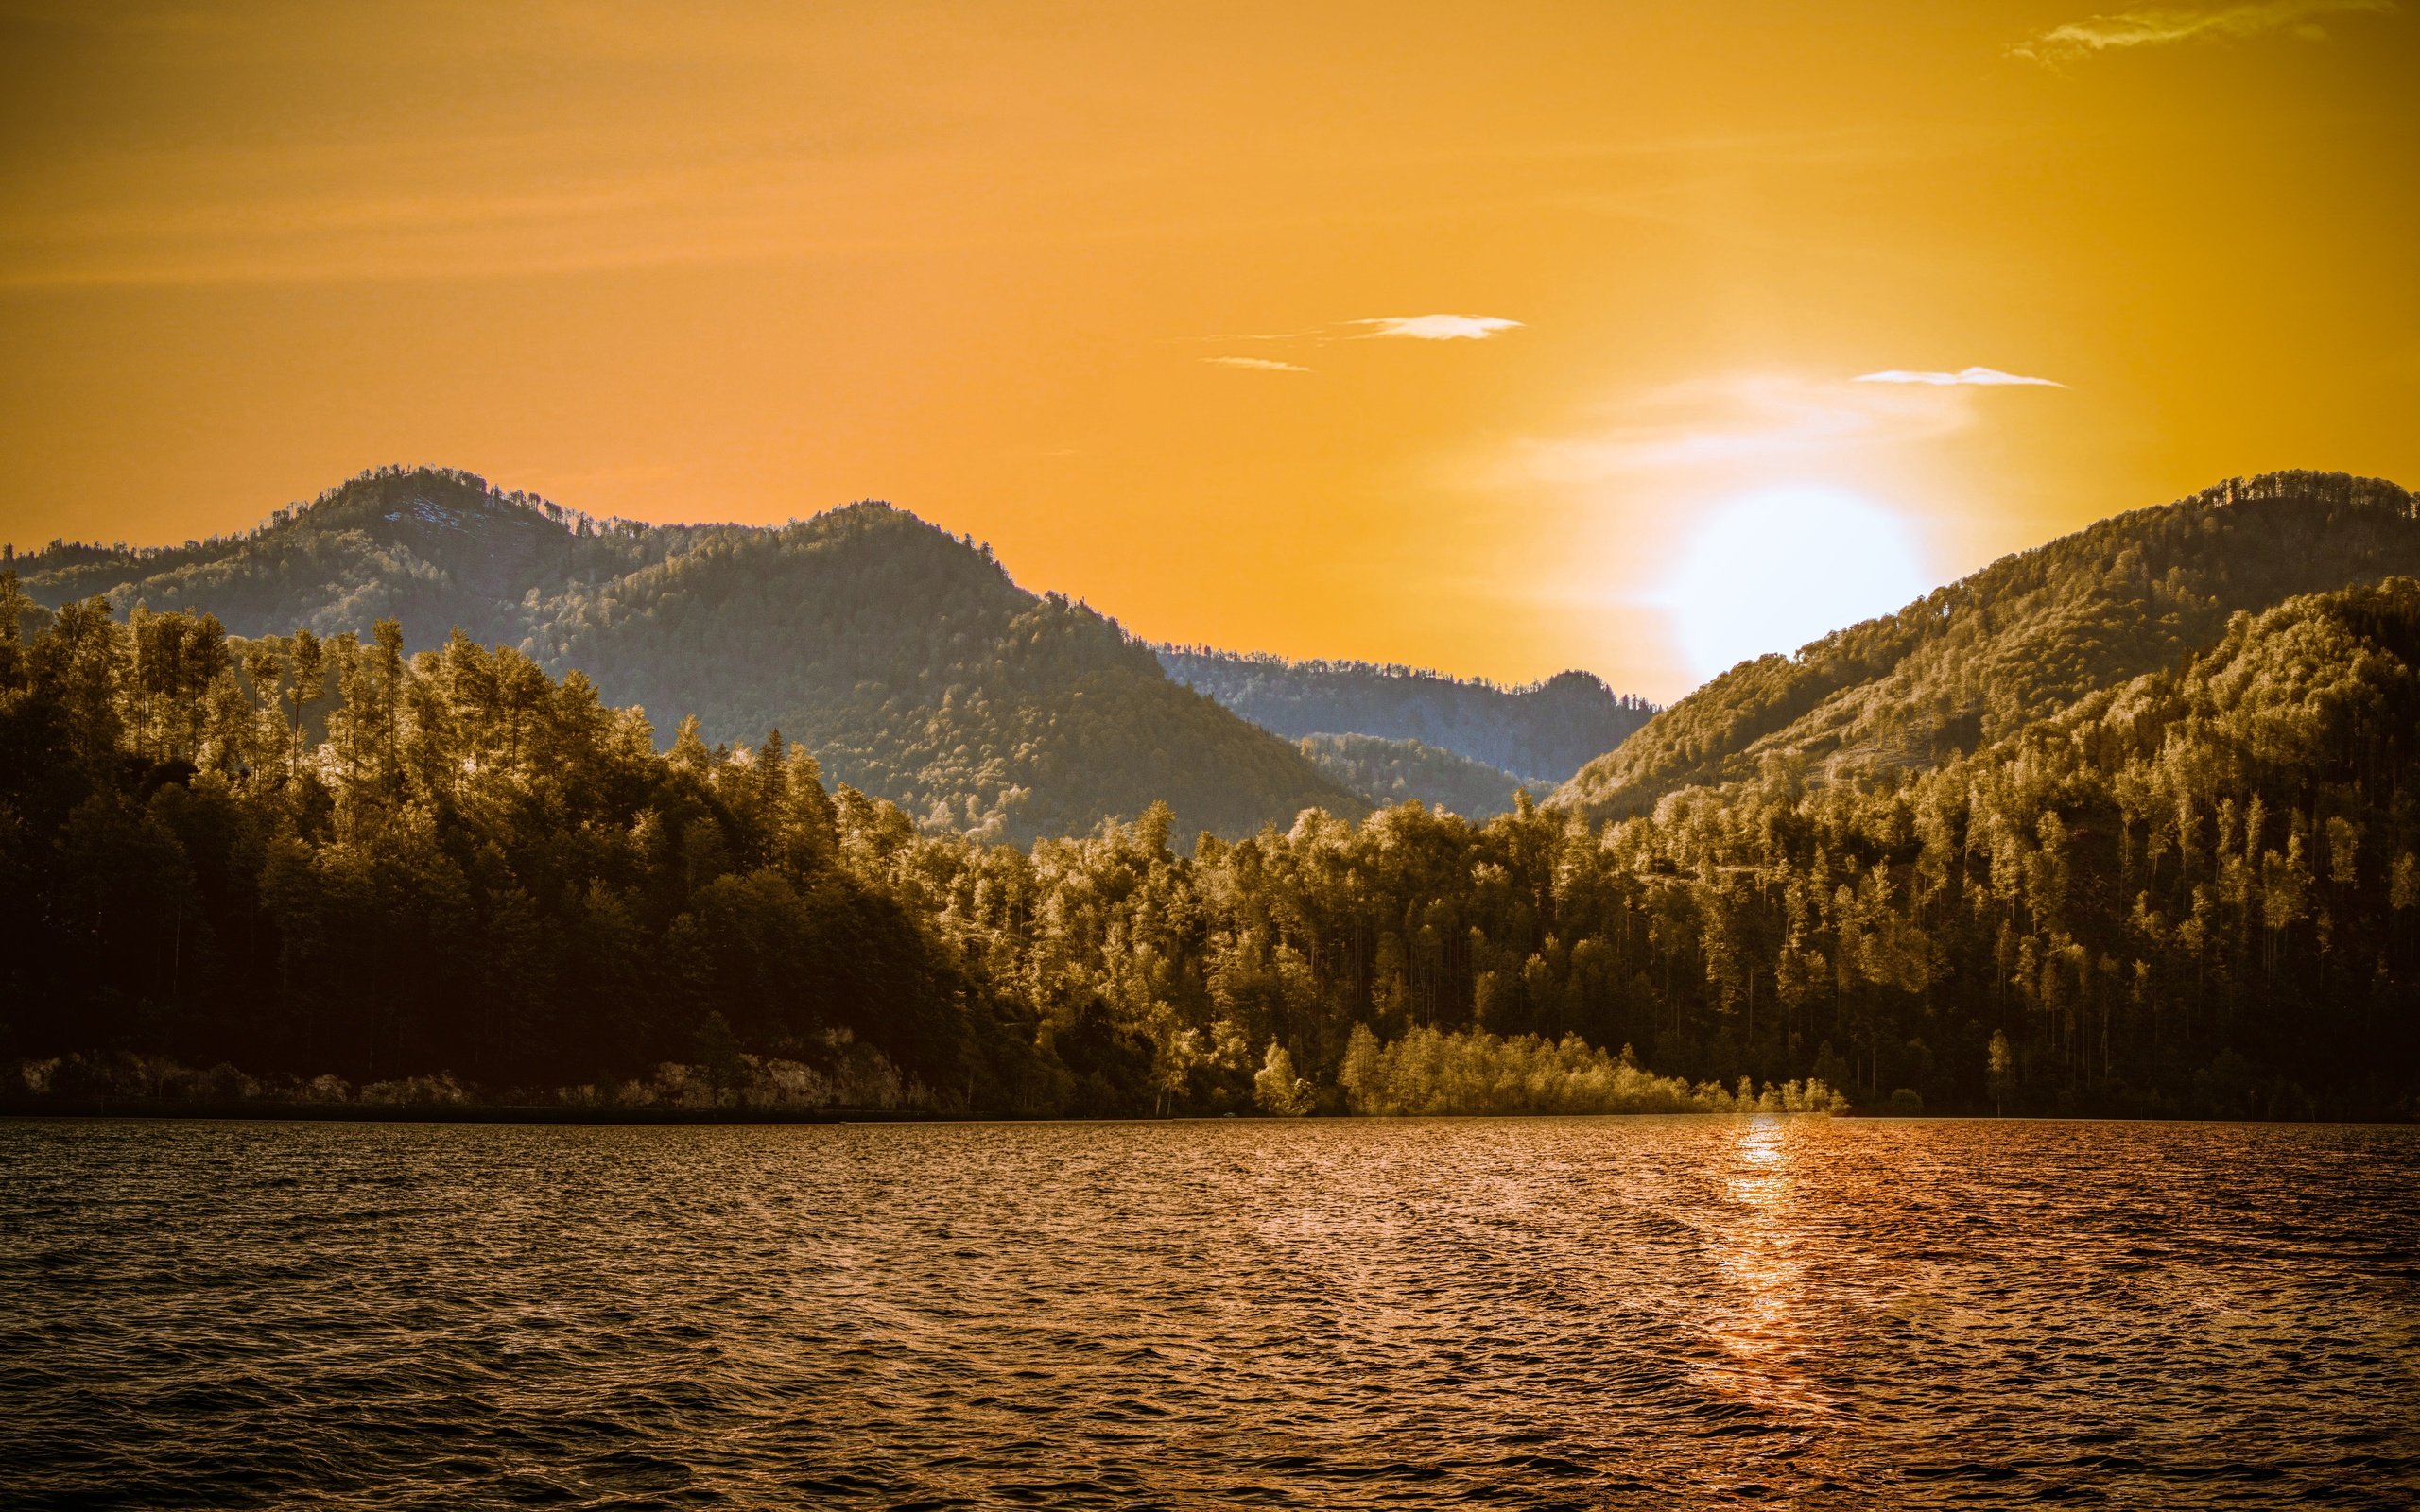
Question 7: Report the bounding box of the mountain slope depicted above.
[11,467,636,649]
[9,466,1362,842]
[1555,471,2420,823]
[1158,648,1652,782]
[532,501,1364,839]
[1296,732,1540,818]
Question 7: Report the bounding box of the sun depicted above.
[1664,487,1931,686]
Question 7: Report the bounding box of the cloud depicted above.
[1202,355,1311,373]
[1190,313,1521,366]
[2010,0,2395,64]
[1854,366,2066,387]
[1351,314,1523,341]
[1502,372,1980,485]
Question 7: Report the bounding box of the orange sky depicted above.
[2,0,2414,700]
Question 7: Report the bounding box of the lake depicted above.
[3,1117,2415,1508]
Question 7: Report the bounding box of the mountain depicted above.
[1157,648,1653,783]
[1555,471,2420,824]
[7,466,1362,842]
[14,467,618,649]
[9,561,2412,1119]
[1296,732,1540,818]
[9,467,2415,1120]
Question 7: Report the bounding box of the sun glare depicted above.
[1664,487,1931,686]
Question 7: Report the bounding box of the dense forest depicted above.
[1159,647,1654,783]
[9,468,1360,843]
[7,475,2418,1119]
[1559,471,2420,821]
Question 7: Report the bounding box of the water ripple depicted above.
[2,1117,2416,1508]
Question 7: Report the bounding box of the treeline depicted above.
[5,576,2417,1118]
[1332,1026,1849,1116]
[6,462,635,579]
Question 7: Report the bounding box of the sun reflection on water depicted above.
[1696,1116,1830,1417]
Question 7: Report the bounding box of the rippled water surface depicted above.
[4,1117,2417,1509]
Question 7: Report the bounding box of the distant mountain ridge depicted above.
[9,466,1362,843]
[1554,470,2420,823]
[1158,647,1654,784]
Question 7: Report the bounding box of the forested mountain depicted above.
[1556,472,2420,823]
[11,467,669,649]
[5,472,2420,1122]
[7,519,2417,1120]
[8,467,1359,842]
[1158,647,1653,783]
[1297,732,1538,819]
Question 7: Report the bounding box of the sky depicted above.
[1,1,2414,700]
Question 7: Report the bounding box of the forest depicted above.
[1560,471,2420,820]
[1295,732,1543,820]
[6,556,2415,1119]
[9,467,1365,844]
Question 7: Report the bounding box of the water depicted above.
[3,1117,2416,1509]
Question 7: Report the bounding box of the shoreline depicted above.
[6,1103,2410,1127]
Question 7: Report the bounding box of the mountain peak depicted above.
[1554,470,2419,822]
[9,466,1357,843]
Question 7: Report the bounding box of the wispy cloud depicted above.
[1202,355,1311,373]
[1503,372,1980,484]
[1854,366,2066,387]
[1195,314,1526,347]
[1351,314,1523,341]
[1478,371,1980,665]
[2010,0,2395,64]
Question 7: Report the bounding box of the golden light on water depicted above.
[1698,1118,1827,1417]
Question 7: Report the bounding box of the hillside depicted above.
[9,466,711,656]
[1297,733,1539,818]
[1555,471,2420,823]
[7,466,1361,842]
[1158,648,1653,782]
[9,569,2412,1118]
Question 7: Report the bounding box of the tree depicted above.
[1338,1022,1383,1111]
[1253,1041,1313,1116]
[1987,1030,2014,1117]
